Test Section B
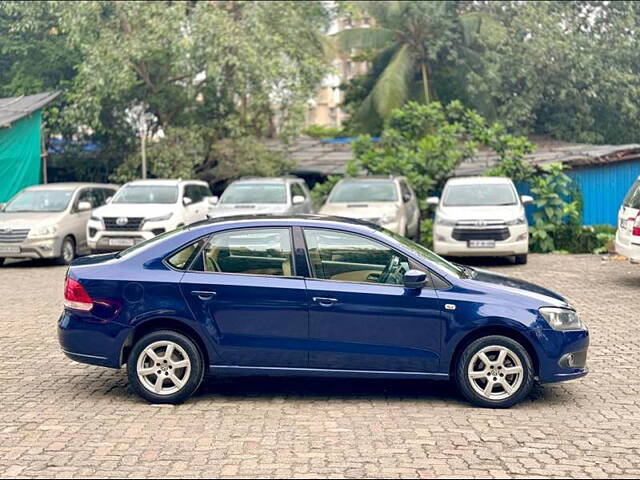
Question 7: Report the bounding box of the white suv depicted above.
[615,176,640,263]
[87,179,213,252]
[428,177,532,264]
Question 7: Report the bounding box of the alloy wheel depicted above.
[136,340,192,395]
[467,345,524,401]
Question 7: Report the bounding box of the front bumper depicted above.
[534,328,589,383]
[0,236,63,259]
[87,219,160,252]
[433,224,529,257]
[58,309,130,368]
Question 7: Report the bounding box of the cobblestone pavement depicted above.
[1,254,639,478]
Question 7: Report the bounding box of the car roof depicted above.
[445,176,514,186]
[338,176,402,183]
[25,182,117,191]
[126,179,207,186]
[190,214,378,231]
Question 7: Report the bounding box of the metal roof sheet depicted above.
[0,92,60,128]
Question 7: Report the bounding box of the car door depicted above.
[301,227,442,373]
[399,180,419,238]
[290,182,311,214]
[180,227,309,367]
[69,188,99,253]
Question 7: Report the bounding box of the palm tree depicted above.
[335,1,503,127]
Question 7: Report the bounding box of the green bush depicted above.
[303,125,345,140]
[549,224,616,254]
[419,218,434,249]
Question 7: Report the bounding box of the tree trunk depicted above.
[420,62,430,104]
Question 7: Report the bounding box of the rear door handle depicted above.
[191,290,217,301]
[312,296,338,307]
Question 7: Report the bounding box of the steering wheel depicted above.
[378,255,401,284]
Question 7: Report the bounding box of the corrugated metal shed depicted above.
[0,92,60,128]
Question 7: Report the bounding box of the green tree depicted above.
[350,101,533,211]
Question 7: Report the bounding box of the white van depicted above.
[428,177,532,264]
[615,176,640,263]
[87,179,213,252]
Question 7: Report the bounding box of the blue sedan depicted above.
[58,216,588,408]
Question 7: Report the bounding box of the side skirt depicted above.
[209,365,449,381]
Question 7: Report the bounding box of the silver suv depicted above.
[0,182,118,266]
[208,177,314,218]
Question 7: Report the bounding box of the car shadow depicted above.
[2,258,58,268]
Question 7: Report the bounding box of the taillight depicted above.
[633,213,640,236]
[64,277,93,311]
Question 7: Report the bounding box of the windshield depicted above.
[623,179,640,209]
[113,185,178,204]
[381,228,463,278]
[4,189,74,212]
[443,183,517,207]
[220,183,287,204]
[329,180,398,203]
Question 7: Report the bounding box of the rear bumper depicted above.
[58,310,130,368]
[615,234,640,262]
[534,328,589,383]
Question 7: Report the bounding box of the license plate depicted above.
[0,245,20,254]
[468,240,495,248]
[108,238,135,247]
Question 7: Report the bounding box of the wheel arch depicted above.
[448,325,540,380]
[120,317,211,368]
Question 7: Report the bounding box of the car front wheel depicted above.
[55,236,76,265]
[455,335,534,408]
[127,330,204,404]
[515,254,528,265]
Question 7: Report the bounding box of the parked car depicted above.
[58,215,588,408]
[319,177,420,239]
[208,177,313,218]
[429,177,532,264]
[0,182,117,266]
[615,175,640,263]
[87,179,212,252]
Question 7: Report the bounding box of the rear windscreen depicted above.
[623,180,640,209]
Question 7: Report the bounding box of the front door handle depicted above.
[191,290,217,301]
[312,296,338,307]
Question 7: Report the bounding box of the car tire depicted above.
[0,257,5,266]
[127,330,205,404]
[514,254,528,265]
[455,335,534,408]
[55,236,76,265]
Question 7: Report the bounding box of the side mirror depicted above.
[105,196,112,204]
[403,269,428,289]
[182,196,193,206]
[77,201,92,212]
[207,195,219,205]
[521,195,533,205]
[292,195,305,205]
[426,196,440,206]
[402,193,412,203]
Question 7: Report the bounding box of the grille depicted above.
[103,217,144,231]
[452,227,510,241]
[0,228,30,243]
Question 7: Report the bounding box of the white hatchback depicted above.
[615,176,640,263]
[429,177,532,264]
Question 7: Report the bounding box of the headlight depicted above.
[29,224,58,238]
[143,213,173,223]
[90,215,101,222]
[435,216,456,227]
[506,215,526,225]
[540,307,587,331]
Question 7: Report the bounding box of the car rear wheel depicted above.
[127,330,204,404]
[455,335,534,408]
[514,254,528,265]
[0,258,4,266]
[55,236,76,265]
